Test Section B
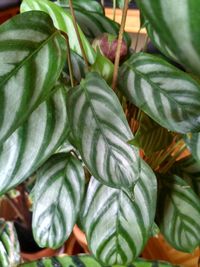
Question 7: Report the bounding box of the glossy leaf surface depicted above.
[32,153,85,248]
[0,85,69,195]
[81,161,157,265]
[67,72,140,190]
[0,220,20,267]
[130,113,173,156]
[158,175,200,252]
[21,0,96,64]
[137,0,200,75]
[19,255,177,267]
[0,11,66,145]
[119,53,200,133]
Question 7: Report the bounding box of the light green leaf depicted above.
[173,155,200,197]
[158,175,200,252]
[0,11,66,145]
[19,255,178,267]
[57,0,104,14]
[136,0,200,76]
[118,52,200,133]
[129,113,173,156]
[0,84,69,195]
[32,153,85,249]
[20,0,96,64]
[67,72,140,190]
[0,220,20,267]
[81,161,157,265]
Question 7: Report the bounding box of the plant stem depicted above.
[113,0,116,21]
[4,194,25,223]
[62,31,75,87]
[134,28,141,51]
[112,0,129,91]
[69,0,89,69]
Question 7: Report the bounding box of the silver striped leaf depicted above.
[32,153,85,248]
[0,84,69,195]
[0,220,20,267]
[173,155,200,197]
[136,0,200,76]
[19,255,177,267]
[0,11,67,145]
[81,161,157,265]
[67,72,140,190]
[118,52,200,133]
[57,0,104,14]
[158,175,200,253]
[184,132,200,162]
[21,0,96,64]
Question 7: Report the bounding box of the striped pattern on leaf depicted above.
[0,11,66,145]
[19,255,177,267]
[56,4,131,45]
[57,0,104,14]
[118,52,200,133]
[173,155,200,197]
[0,85,69,195]
[184,132,200,162]
[20,0,96,64]
[136,0,200,75]
[0,220,20,267]
[129,113,173,156]
[158,175,200,252]
[81,161,157,265]
[32,153,85,248]
[67,72,140,190]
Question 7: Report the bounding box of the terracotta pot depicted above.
[73,225,89,253]
[142,234,200,267]
[21,246,64,262]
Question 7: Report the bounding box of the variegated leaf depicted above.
[57,0,104,14]
[173,155,200,197]
[67,72,140,190]
[129,113,173,156]
[81,161,157,265]
[184,132,200,162]
[0,85,69,195]
[32,153,85,248]
[136,0,200,75]
[20,0,96,64]
[19,255,177,267]
[0,220,20,267]
[118,53,200,133]
[158,175,200,252]
[0,11,66,145]
[56,3,131,45]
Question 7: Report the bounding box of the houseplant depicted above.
[0,0,199,266]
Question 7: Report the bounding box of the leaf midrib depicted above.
[0,30,60,89]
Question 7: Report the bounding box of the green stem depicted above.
[134,28,141,51]
[69,0,89,69]
[113,0,116,21]
[112,0,129,91]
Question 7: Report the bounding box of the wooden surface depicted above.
[105,8,146,33]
